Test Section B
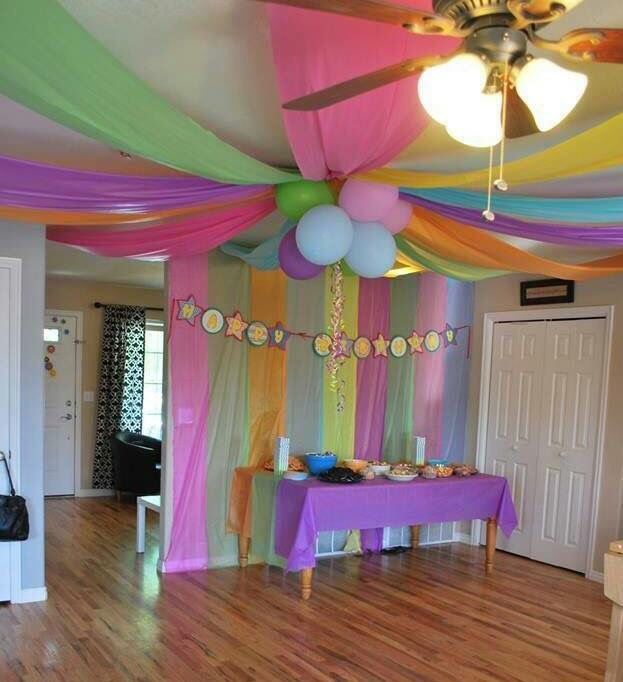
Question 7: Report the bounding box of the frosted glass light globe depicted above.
[515,58,588,132]
[445,92,503,148]
[418,53,488,125]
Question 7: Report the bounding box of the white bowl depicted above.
[284,471,309,481]
[387,473,417,482]
[371,464,391,476]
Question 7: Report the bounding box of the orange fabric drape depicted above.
[405,206,623,281]
[247,269,287,467]
[3,189,274,226]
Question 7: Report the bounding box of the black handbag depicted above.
[0,453,29,542]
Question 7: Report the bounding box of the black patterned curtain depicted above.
[92,305,146,489]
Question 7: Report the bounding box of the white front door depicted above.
[44,313,78,496]
[532,319,606,571]
[484,321,545,557]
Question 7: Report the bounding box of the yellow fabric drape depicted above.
[405,206,623,281]
[248,269,287,467]
[361,112,623,189]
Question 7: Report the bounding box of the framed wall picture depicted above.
[520,278,575,306]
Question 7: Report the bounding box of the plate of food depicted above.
[387,463,418,482]
[318,466,364,484]
[368,460,391,476]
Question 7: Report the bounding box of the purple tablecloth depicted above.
[274,474,517,571]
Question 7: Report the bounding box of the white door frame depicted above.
[45,309,83,495]
[0,257,22,602]
[472,305,614,580]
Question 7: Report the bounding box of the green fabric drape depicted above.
[396,236,507,281]
[382,277,416,463]
[0,0,298,185]
[206,253,251,566]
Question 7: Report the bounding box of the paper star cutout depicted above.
[268,321,290,350]
[407,330,424,355]
[443,323,458,347]
[176,295,202,326]
[334,332,352,360]
[372,333,389,358]
[225,311,249,341]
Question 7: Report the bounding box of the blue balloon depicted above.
[345,221,397,278]
[296,205,354,266]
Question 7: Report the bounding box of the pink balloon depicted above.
[382,199,412,234]
[338,179,399,222]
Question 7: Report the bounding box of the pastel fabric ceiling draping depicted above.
[0,0,297,185]
[169,253,474,568]
[406,195,623,247]
[0,154,268,212]
[363,111,623,189]
[267,2,458,179]
[47,197,276,259]
[406,207,623,280]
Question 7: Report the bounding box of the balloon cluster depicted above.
[276,179,411,280]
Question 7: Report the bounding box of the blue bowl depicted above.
[427,458,448,466]
[306,453,337,475]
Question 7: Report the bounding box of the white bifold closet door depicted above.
[484,318,606,572]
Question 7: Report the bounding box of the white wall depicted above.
[467,272,623,575]
[0,222,46,592]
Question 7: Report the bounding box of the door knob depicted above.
[60,413,73,421]
[511,445,519,452]
[558,451,568,458]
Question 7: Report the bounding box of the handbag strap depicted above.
[0,453,15,496]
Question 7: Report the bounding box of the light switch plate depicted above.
[83,391,95,403]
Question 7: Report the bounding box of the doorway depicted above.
[44,310,82,496]
[475,307,613,577]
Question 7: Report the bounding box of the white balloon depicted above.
[345,221,397,279]
[296,205,354,266]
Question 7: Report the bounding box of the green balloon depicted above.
[276,180,335,221]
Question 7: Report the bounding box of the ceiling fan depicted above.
[249,0,623,146]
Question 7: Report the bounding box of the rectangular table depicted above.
[274,474,517,599]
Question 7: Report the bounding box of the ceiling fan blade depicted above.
[245,0,462,36]
[535,28,623,64]
[508,0,584,29]
[282,55,451,111]
[505,87,539,138]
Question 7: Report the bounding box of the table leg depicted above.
[300,568,313,600]
[606,603,623,682]
[136,501,145,553]
[485,517,497,574]
[410,525,421,549]
[238,535,250,568]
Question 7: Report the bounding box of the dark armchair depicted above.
[110,431,161,499]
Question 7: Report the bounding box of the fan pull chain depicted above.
[482,145,495,222]
[494,63,510,193]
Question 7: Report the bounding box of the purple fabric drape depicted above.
[405,194,623,247]
[355,278,390,460]
[0,154,267,212]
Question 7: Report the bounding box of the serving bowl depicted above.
[306,452,338,475]
[371,463,391,476]
[343,459,368,473]
[284,471,309,481]
[387,473,417,482]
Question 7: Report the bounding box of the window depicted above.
[142,320,164,438]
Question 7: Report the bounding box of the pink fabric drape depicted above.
[267,3,458,180]
[163,254,210,572]
[413,273,447,459]
[47,197,275,259]
[355,278,390,460]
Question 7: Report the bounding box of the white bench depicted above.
[136,495,160,553]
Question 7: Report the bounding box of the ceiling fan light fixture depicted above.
[446,91,503,148]
[515,57,588,132]
[418,53,488,125]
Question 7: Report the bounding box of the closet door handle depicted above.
[511,445,519,452]
[558,451,568,458]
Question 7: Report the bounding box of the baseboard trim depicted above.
[588,570,604,583]
[12,586,48,604]
[76,488,114,498]
[453,532,474,545]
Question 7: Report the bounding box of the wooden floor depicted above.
[0,498,611,681]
